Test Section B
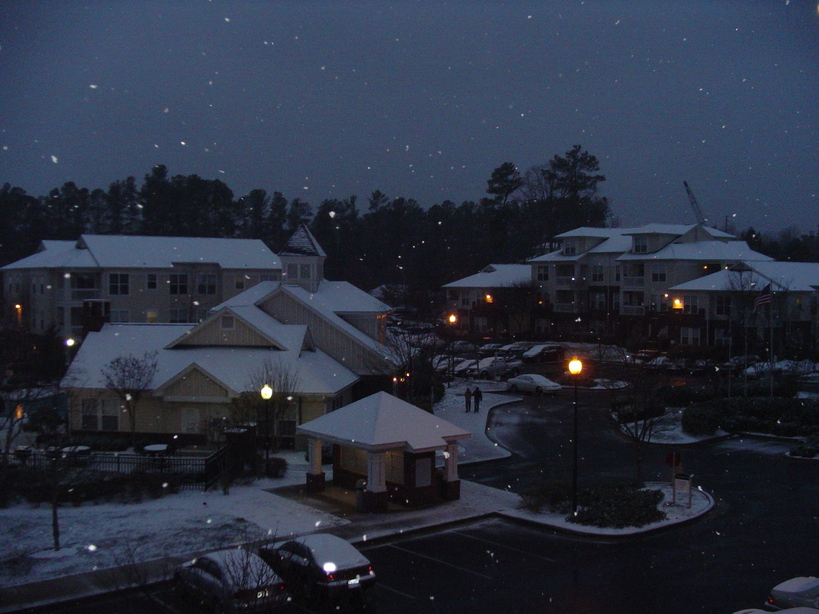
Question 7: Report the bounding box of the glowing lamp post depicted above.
[568,357,583,515]
[260,384,273,463]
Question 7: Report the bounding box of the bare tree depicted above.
[101,351,158,447]
[232,357,301,454]
[604,349,675,483]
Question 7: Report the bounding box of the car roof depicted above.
[291,534,370,568]
[201,549,279,586]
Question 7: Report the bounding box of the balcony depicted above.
[622,277,645,288]
[553,303,577,313]
[620,305,645,316]
[71,288,101,301]
[555,276,586,289]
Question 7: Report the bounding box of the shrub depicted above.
[518,482,572,514]
[572,483,666,528]
[682,403,723,436]
[264,456,288,478]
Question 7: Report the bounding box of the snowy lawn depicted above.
[0,464,346,588]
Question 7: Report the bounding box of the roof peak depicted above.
[279,224,326,257]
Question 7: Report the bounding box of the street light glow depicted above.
[260,384,273,400]
[569,357,582,375]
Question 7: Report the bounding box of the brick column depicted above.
[305,438,325,492]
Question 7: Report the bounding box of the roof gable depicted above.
[297,391,470,453]
[279,224,326,257]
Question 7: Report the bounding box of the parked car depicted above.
[766,576,819,610]
[522,344,566,363]
[174,549,288,613]
[478,342,504,356]
[505,374,562,395]
[723,355,762,373]
[463,356,522,379]
[498,343,531,358]
[259,534,376,610]
[449,340,478,354]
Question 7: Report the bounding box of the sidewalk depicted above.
[0,383,713,613]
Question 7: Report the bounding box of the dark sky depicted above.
[2,0,818,232]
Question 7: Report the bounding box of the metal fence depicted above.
[2,446,230,491]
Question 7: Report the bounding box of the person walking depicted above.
[464,387,472,412]
[473,387,482,412]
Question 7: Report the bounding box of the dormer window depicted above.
[220,314,235,330]
[563,240,577,256]
[633,236,648,254]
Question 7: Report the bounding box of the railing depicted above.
[620,305,645,316]
[1,447,228,491]
[553,303,577,312]
[622,277,645,288]
[70,289,101,301]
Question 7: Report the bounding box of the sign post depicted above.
[673,473,692,508]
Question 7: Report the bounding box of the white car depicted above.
[464,356,522,379]
[505,374,562,395]
[766,577,819,610]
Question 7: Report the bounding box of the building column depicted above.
[441,441,461,500]
[364,451,388,512]
[305,438,325,492]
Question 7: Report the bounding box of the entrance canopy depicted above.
[297,391,470,453]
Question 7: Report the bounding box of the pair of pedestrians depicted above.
[464,386,482,412]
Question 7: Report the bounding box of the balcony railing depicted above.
[553,303,577,313]
[70,288,101,301]
[622,277,645,288]
[620,305,645,316]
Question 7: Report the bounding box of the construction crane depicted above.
[684,181,709,226]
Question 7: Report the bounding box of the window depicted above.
[170,308,188,323]
[461,295,469,307]
[680,327,701,345]
[615,266,622,282]
[683,294,699,314]
[109,273,129,295]
[100,400,119,431]
[197,273,216,295]
[563,240,577,256]
[81,399,99,431]
[536,265,549,282]
[146,310,157,323]
[235,275,246,290]
[147,273,157,290]
[110,309,129,323]
[715,295,731,316]
[633,236,648,253]
[300,264,311,279]
[287,263,298,280]
[260,273,278,282]
[651,265,667,283]
[591,265,604,283]
[170,273,188,295]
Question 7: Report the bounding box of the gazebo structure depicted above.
[297,391,471,512]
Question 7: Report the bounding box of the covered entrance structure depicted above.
[297,391,471,512]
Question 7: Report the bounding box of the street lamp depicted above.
[260,384,273,463]
[568,357,583,515]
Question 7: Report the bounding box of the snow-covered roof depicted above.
[62,322,357,396]
[297,391,470,453]
[618,240,770,262]
[671,261,819,293]
[279,224,326,258]
[296,534,370,569]
[3,235,281,270]
[443,264,531,288]
[621,223,733,238]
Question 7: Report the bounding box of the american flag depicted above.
[753,283,772,310]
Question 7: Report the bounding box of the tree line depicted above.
[2,144,814,316]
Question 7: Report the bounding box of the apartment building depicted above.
[2,235,282,340]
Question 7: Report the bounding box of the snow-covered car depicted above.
[259,534,376,609]
[463,356,522,379]
[478,342,504,356]
[723,355,762,373]
[522,344,565,363]
[174,549,288,613]
[506,374,562,395]
[766,577,819,610]
[449,340,478,354]
[733,608,819,614]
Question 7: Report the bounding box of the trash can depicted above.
[355,479,367,512]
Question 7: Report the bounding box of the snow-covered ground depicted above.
[0,380,719,589]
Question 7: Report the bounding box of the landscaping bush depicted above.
[572,483,666,528]
[264,456,288,478]
[519,481,667,528]
[681,403,723,436]
[657,384,711,407]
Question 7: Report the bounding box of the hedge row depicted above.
[682,397,819,437]
[519,481,667,528]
